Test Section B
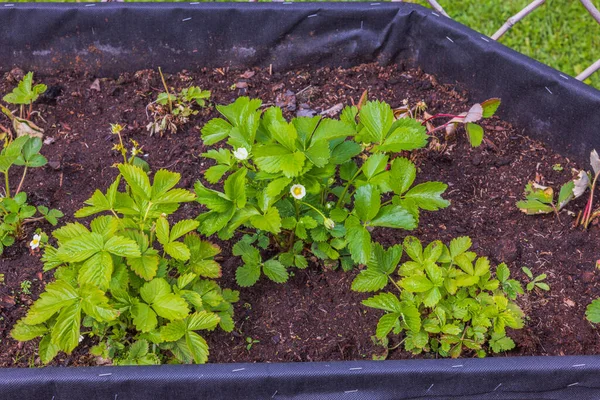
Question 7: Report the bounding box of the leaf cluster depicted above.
[354,236,525,358]
[12,164,238,365]
[147,84,211,136]
[0,135,62,254]
[197,97,450,286]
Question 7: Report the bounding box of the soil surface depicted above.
[1,63,599,368]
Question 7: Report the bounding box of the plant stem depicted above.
[421,113,460,125]
[298,200,327,221]
[28,102,33,120]
[336,168,362,208]
[584,171,600,229]
[15,166,27,195]
[158,67,173,113]
[4,171,10,198]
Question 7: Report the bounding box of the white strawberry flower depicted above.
[29,234,41,250]
[233,147,249,161]
[290,184,306,200]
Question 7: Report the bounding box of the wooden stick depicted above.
[491,0,546,40]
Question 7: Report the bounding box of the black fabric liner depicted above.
[1,3,600,399]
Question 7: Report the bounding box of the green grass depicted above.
[1,0,598,88]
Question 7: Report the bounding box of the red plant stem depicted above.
[583,172,600,229]
[426,122,452,135]
[421,113,461,125]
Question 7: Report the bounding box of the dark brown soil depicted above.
[1,63,599,368]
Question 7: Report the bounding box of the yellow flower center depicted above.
[293,187,303,196]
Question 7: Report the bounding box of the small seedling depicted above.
[0,273,4,284]
[516,181,576,217]
[521,267,550,291]
[245,337,260,351]
[2,72,47,120]
[146,68,210,135]
[20,280,32,295]
[553,163,564,172]
[418,98,501,147]
[110,123,149,171]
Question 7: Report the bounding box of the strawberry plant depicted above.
[0,135,62,255]
[196,97,450,287]
[517,150,600,229]
[419,98,501,147]
[1,72,46,139]
[146,68,210,136]
[11,163,238,365]
[353,236,524,358]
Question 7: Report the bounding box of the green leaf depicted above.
[377,118,428,152]
[201,118,232,145]
[390,157,416,195]
[118,164,152,200]
[205,165,230,184]
[466,123,484,147]
[376,313,400,339]
[152,169,181,198]
[489,333,515,353]
[254,144,306,178]
[80,285,118,322]
[161,319,187,342]
[57,232,103,262]
[250,207,282,234]
[236,263,261,287]
[586,299,600,323]
[52,222,90,244]
[351,269,389,292]
[188,311,220,331]
[51,303,81,353]
[11,320,47,341]
[354,184,381,221]
[131,300,158,333]
[186,331,209,364]
[370,205,417,229]
[450,236,471,258]
[558,181,575,210]
[223,168,247,208]
[24,280,78,325]
[78,251,113,290]
[400,302,422,332]
[128,249,160,281]
[404,182,449,211]
[170,220,200,242]
[361,153,388,180]
[140,278,171,305]
[496,263,510,282]
[345,221,372,265]
[39,335,60,364]
[401,276,433,292]
[358,100,394,144]
[105,235,141,258]
[263,260,289,283]
[3,72,47,104]
[362,292,402,312]
[152,293,190,320]
[481,98,501,118]
[164,242,191,261]
[403,236,423,263]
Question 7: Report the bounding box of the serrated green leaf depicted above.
[119,164,152,200]
[401,275,433,292]
[164,241,191,261]
[151,169,181,198]
[51,302,81,353]
[370,205,417,229]
[204,165,230,184]
[140,278,171,304]
[376,313,400,339]
[79,285,118,322]
[78,251,113,290]
[23,280,78,325]
[56,232,103,262]
[390,157,416,195]
[201,118,232,145]
[11,320,47,341]
[263,259,289,283]
[450,237,472,258]
[186,331,209,364]
[354,184,381,221]
[250,207,282,234]
[377,118,428,152]
[131,300,158,333]
[345,222,371,265]
[404,182,449,211]
[153,293,190,320]
[188,311,220,331]
[358,100,394,144]
[105,235,141,258]
[362,292,402,312]
[481,98,501,118]
[351,269,388,292]
[236,263,261,287]
[161,319,187,342]
[586,299,600,323]
[39,335,60,364]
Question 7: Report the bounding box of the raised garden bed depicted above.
[2,3,600,399]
